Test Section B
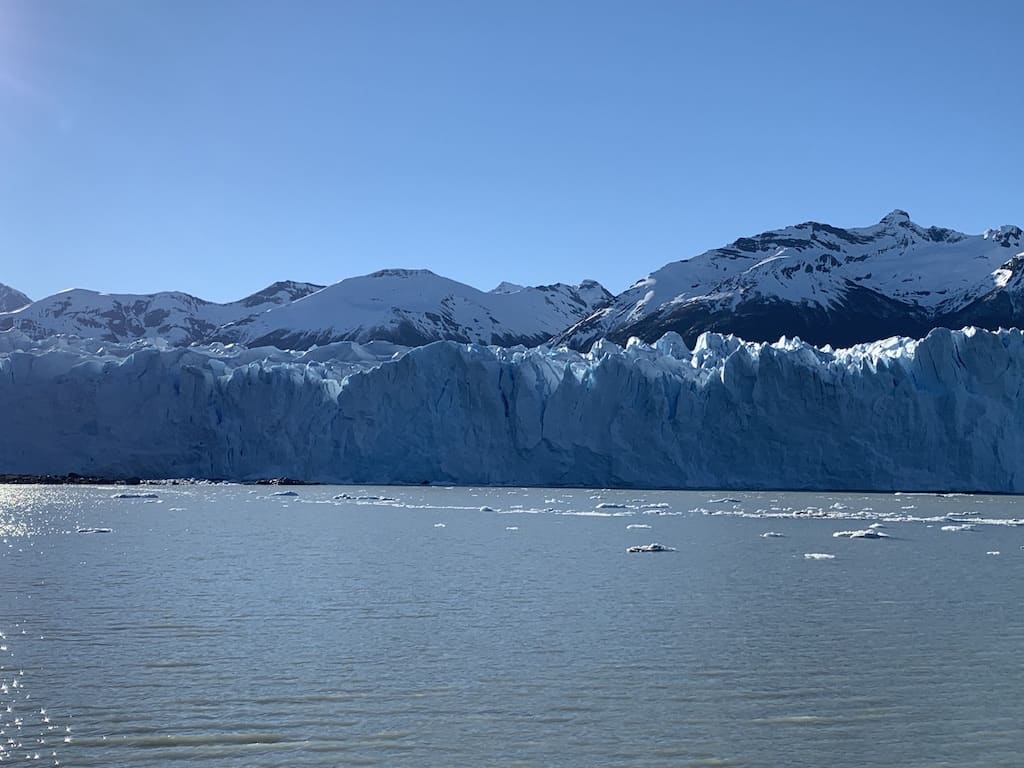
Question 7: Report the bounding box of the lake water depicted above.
[1,484,1022,767]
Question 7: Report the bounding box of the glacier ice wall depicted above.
[1,327,1023,492]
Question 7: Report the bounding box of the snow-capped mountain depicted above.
[0,280,325,345]
[9,210,1022,352]
[0,271,610,349]
[0,283,30,312]
[213,269,612,349]
[555,210,1024,349]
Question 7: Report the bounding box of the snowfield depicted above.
[2,325,1023,492]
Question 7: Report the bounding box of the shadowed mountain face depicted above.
[554,211,1024,349]
[0,283,31,312]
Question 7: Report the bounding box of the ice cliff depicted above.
[1,326,1022,492]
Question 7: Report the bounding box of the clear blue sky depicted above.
[2,0,1021,302]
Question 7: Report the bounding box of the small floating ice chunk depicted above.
[940,524,974,532]
[708,498,741,504]
[505,526,518,531]
[803,553,835,560]
[833,529,890,539]
[111,492,159,499]
[761,531,785,538]
[77,527,112,534]
[272,490,298,497]
[626,523,652,529]
[626,542,675,553]
[986,551,1001,556]
[433,523,446,528]
[595,502,626,509]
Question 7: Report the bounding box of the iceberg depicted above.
[3,326,1024,492]
[832,529,891,539]
[626,543,676,553]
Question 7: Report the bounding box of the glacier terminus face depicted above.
[2,326,1022,492]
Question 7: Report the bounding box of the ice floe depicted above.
[626,542,675,553]
[832,529,890,539]
[803,553,836,560]
[703,505,1023,529]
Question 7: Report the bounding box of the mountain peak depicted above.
[367,268,438,280]
[0,283,32,312]
[490,281,525,295]
[879,209,912,226]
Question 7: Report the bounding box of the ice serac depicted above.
[214,269,612,349]
[0,283,31,312]
[1,327,1023,492]
[555,211,1024,349]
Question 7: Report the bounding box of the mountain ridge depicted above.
[554,210,1024,349]
[0,283,31,313]
[0,272,611,349]
[5,210,1023,350]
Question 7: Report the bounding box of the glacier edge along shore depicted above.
[1,326,1021,493]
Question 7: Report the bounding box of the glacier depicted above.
[1,326,1023,492]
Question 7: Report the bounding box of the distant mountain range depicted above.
[555,210,1024,348]
[0,280,324,346]
[0,272,612,349]
[3,210,1023,349]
